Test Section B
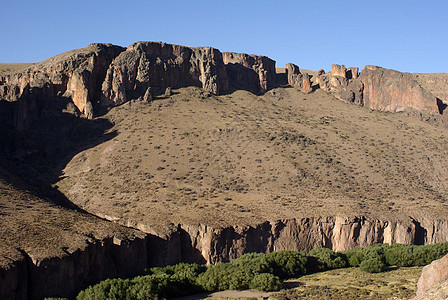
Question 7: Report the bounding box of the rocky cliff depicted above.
[0,43,124,122]
[285,63,312,94]
[0,169,148,299]
[223,52,276,94]
[101,42,230,106]
[98,215,448,266]
[317,64,440,114]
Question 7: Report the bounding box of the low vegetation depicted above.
[76,242,448,299]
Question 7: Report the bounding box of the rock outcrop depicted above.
[285,63,312,94]
[416,254,448,297]
[317,64,439,114]
[0,43,125,121]
[101,215,448,266]
[100,42,230,106]
[223,52,276,94]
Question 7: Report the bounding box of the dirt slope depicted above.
[53,86,448,230]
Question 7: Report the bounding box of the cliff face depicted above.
[101,42,230,106]
[2,210,448,299]
[107,216,448,266]
[223,52,276,94]
[317,64,439,114]
[0,43,124,121]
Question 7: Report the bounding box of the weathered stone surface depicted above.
[285,63,312,94]
[317,65,439,114]
[414,279,448,300]
[360,66,439,113]
[0,43,125,117]
[285,63,301,86]
[301,73,313,94]
[142,86,152,102]
[223,52,276,94]
[330,64,348,78]
[101,42,229,106]
[348,67,359,79]
[164,87,172,97]
[416,254,448,296]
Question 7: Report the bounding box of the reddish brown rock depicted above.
[101,42,229,106]
[285,63,301,86]
[416,254,448,296]
[301,73,313,94]
[223,52,276,94]
[360,66,439,113]
[0,43,125,118]
[348,67,359,79]
[285,63,312,94]
[318,65,439,114]
[330,64,348,78]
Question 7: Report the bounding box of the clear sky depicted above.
[1,0,447,73]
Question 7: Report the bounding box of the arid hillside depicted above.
[51,85,448,231]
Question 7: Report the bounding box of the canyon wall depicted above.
[2,215,448,299]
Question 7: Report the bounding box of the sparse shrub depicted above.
[249,273,282,291]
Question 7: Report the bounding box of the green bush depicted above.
[359,257,385,273]
[249,273,282,291]
[197,253,273,292]
[265,250,308,278]
[307,247,348,271]
[342,248,365,267]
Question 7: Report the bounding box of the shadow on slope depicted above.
[0,94,117,210]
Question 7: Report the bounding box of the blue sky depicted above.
[1,0,447,72]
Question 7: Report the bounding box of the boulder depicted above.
[416,254,448,296]
[223,52,276,94]
[143,87,153,102]
[285,63,312,94]
[101,42,229,106]
[164,87,172,97]
[301,73,313,94]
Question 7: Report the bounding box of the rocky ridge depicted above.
[315,64,440,114]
